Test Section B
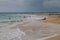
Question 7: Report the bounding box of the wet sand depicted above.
[17,20,60,40]
[17,14,60,40]
[47,35,60,40]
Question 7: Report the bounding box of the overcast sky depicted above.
[0,0,60,12]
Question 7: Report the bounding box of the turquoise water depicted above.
[0,13,26,25]
[0,14,21,20]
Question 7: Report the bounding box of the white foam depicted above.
[0,28,26,40]
[0,15,48,40]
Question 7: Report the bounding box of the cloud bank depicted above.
[0,0,26,12]
[0,0,60,12]
[43,0,60,7]
[43,0,60,12]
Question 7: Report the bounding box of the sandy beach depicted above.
[18,20,60,40]
[11,14,60,40]
[0,14,60,40]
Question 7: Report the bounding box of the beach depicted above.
[0,14,60,40]
[18,19,60,40]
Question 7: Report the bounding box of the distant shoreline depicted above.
[0,12,60,14]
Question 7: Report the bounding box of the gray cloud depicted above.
[0,0,60,12]
[0,0,27,12]
[43,0,60,8]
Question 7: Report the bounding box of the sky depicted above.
[0,0,60,12]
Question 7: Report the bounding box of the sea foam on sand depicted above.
[0,15,48,40]
[0,28,25,40]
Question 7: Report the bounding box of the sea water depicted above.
[0,13,40,40]
[0,14,24,21]
[0,13,28,40]
[0,13,28,26]
[0,13,47,40]
[0,13,47,27]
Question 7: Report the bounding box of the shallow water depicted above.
[0,14,24,21]
[0,14,48,40]
[0,14,28,26]
[0,14,29,40]
[0,14,45,26]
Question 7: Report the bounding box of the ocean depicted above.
[0,13,23,20]
[0,13,29,26]
[0,13,49,40]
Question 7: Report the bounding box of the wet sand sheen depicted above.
[47,35,60,40]
[18,20,60,40]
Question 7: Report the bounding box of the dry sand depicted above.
[47,35,60,40]
[35,14,60,24]
[39,14,60,24]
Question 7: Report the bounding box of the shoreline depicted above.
[0,15,45,40]
[2,15,45,28]
[18,20,60,40]
[0,14,60,40]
